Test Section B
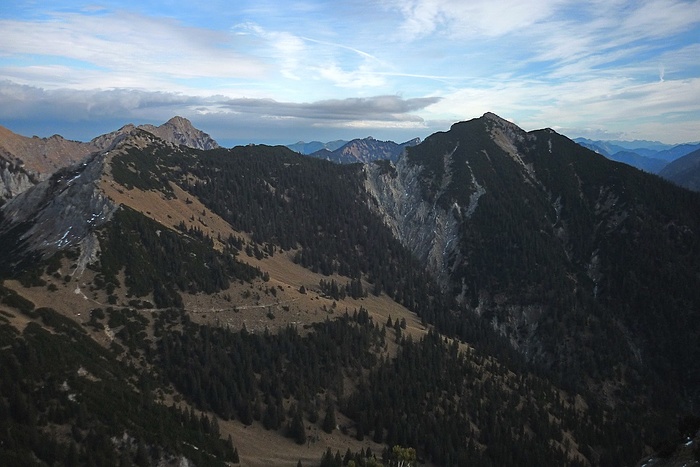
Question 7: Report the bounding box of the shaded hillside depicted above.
[659,148,700,192]
[373,113,700,411]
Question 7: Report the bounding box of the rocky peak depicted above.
[139,116,220,150]
[482,112,528,142]
[0,117,221,202]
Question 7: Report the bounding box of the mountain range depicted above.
[286,140,348,155]
[573,137,700,178]
[304,137,420,164]
[1,114,699,466]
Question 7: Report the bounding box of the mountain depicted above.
[367,112,700,404]
[574,137,630,156]
[0,117,219,203]
[655,143,700,162]
[286,140,348,155]
[309,136,420,164]
[573,138,668,173]
[1,114,699,465]
[573,138,676,155]
[659,148,700,191]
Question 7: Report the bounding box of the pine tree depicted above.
[322,404,336,434]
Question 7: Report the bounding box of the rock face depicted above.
[0,125,99,178]
[364,156,460,290]
[0,125,101,202]
[0,127,175,270]
[0,151,117,260]
[0,160,36,202]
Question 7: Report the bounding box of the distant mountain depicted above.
[574,137,700,173]
[574,138,675,155]
[574,138,629,157]
[605,150,668,173]
[309,136,420,164]
[655,143,700,162]
[659,148,700,191]
[286,139,348,154]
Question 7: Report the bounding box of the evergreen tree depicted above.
[322,404,336,434]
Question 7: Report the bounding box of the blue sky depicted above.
[1,0,699,146]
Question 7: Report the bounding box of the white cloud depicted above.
[0,11,267,90]
[386,0,567,39]
[315,63,387,88]
[233,22,306,80]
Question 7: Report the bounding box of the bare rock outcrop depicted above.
[364,155,461,290]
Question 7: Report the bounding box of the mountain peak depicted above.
[482,111,505,121]
[481,112,524,133]
[163,115,194,129]
[138,116,219,150]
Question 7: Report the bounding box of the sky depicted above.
[1,0,699,147]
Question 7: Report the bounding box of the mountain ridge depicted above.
[659,148,700,192]
[573,137,700,174]
[0,116,219,202]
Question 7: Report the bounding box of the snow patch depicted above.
[56,227,72,248]
[465,165,486,219]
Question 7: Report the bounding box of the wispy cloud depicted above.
[386,0,567,39]
[0,11,267,89]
